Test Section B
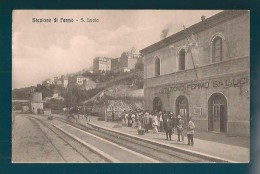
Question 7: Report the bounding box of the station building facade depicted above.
[140,10,250,136]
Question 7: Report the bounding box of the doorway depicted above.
[176,96,189,122]
[208,93,227,133]
[153,97,162,112]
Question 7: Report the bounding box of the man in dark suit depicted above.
[162,111,169,132]
[166,113,174,140]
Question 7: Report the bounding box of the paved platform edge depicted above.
[86,122,242,163]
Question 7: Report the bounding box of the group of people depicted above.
[120,110,195,146]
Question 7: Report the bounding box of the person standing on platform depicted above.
[152,112,159,133]
[128,110,132,127]
[111,110,115,121]
[135,110,140,128]
[172,113,177,135]
[187,117,195,146]
[166,113,174,140]
[143,111,150,133]
[159,111,163,132]
[162,111,168,132]
[131,111,136,128]
[84,112,88,122]
[177,115,184,142]
[121,110,126,126]
[139,110,144,129]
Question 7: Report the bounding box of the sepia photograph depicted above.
[12,10,250,163]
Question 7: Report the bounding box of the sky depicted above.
[12,10,221,89]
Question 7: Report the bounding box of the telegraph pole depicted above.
[190,49,199,80]
[183,25,199,81]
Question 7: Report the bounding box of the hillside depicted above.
[81,72,144,117]
[12,86,35,100]
[12,67,144,116]
[82,84,144,117]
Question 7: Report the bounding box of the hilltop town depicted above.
[12,47,144,118]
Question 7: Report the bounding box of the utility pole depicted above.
[104,101,107,122]
[190,49,199,80]
[183,25,199,81]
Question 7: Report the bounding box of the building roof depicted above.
[140,10,248,55]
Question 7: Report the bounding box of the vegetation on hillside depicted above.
[12,62,144,111]
[12,86,34,100]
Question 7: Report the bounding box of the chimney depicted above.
[201,15,206,21]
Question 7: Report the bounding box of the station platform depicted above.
[60,114,250,163]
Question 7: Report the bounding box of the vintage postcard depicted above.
[12,10,250,163]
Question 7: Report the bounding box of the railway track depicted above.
[25,115,110,162]
[43,114,213,162]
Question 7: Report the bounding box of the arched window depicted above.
[155,58,160,76]
[179,49,186,70]
[212,37,223,63]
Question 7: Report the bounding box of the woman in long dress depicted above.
[152,112,159,133]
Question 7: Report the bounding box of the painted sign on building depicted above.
[159,76,248,94]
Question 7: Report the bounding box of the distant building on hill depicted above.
[93,57,113,73]
[111,58,120,72]
[62,76,68,88]
[56,79,63,86]
[45,93,64,101]
[43,75,69,89]
[53,76,59,84]
[75,75,86,85]
[93,48,143,74]
[42,78,54,87]
[68,75,87,86]
[68,75,96,90]
[79,78,96,91]
[117,48,141,72]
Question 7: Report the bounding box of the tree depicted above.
[12,86,34,100]
[135,62,144,71]
[82,71,94,79]
[63,91,77,108]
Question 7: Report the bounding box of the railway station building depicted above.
[140,10,250,136]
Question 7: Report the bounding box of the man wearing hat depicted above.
[177,115,184,142]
